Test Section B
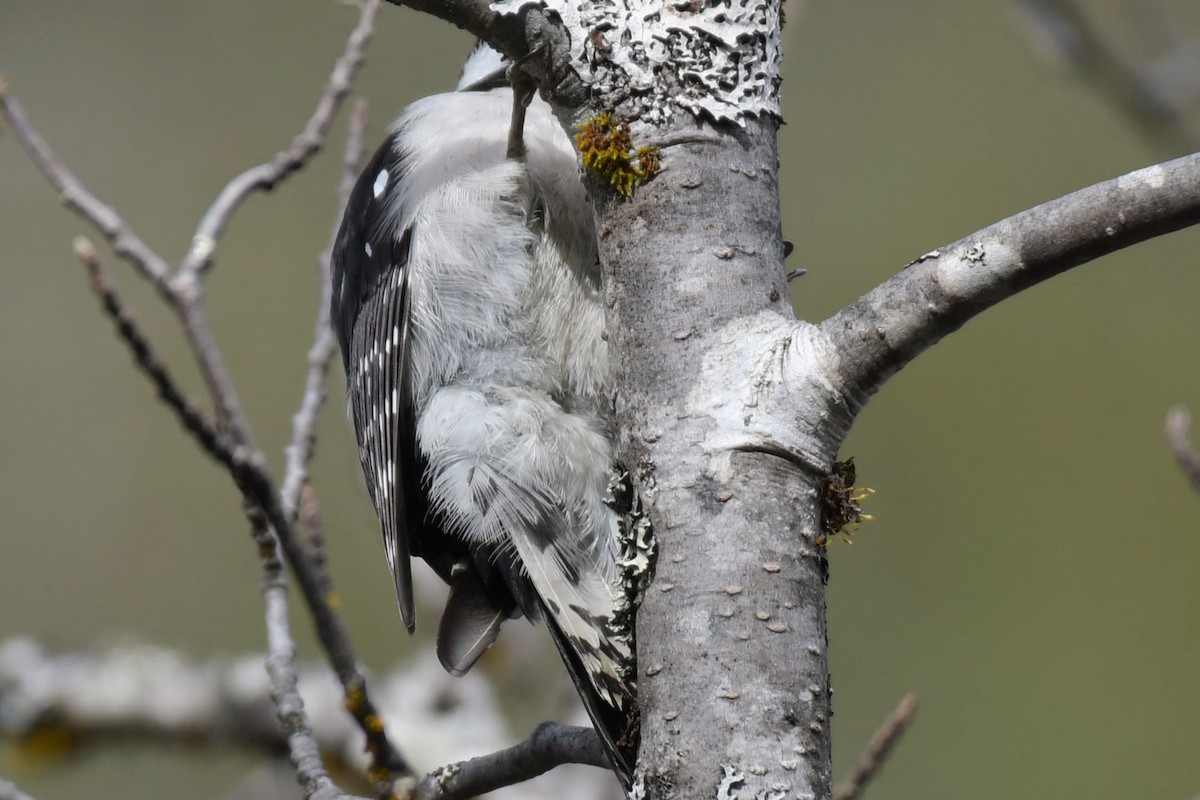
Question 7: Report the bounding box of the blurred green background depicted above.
[3,1,1199,798]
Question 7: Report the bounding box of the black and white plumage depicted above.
[331,44,643,784]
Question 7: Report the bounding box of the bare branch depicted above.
[1011,0,1200,152]
[417,722,610,800]
[178,0,380,281]
[1165,406,1200,494]
[0,83,172,289]
[380,0,584,107]
[5,5,409,792]
[381,0,520,53]
[74,241,338,792]
[280,98,369,522]
[833,693,919,800]
[1,637,612,800]
[822,153,1200,410]
[74,236,236,465]
[0,777,36,800]
[0,637,282,748]
[265,95,414,789]
[246,501,360,800]
[300,482,332,587]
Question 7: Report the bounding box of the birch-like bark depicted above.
[383,2,1200,798]
[437,2,837,796]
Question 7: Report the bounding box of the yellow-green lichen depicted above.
[575,112,661,197]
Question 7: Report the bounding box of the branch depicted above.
[0,81,172,289]
[74,249,359,799]
[0,638,609,800]
[281,95,367,523]
[381,0,522,55]
[832,693,919,800]
[74,237,236,462]
[380,1,583,107]
[1011,0,1200,152]
[249,502,365,800]
[417,723,609,800]
[1165,406,1200,494]
[822,153,1200,410]
[177,0,380,281]
[2,3,410,794]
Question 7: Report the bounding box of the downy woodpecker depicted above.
[331,43,646,785]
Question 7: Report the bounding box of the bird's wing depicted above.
[333,133,419,632]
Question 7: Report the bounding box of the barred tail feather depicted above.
[541,602,637,788]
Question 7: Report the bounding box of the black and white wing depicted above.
[331,133,418,632]
[331,127,519,672]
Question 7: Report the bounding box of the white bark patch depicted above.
[934,239,1020,301]
[688,313,841,482]
[717,765,746,800]
[490,0,783,124]
[1117,163,1166,190]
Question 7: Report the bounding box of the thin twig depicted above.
[0,86,172,289]
[231,446,415,788]
[246,500,358,800]
[1165,406,1200,495]
[177,0,380,281]
[271,95,414,787]
[417,723,610,800]
[74,236,235,465]
[833,693,919,800]
[74,235,395,794]
[9,3,407,795]
[280,97,369,522]
[300,482,332,590]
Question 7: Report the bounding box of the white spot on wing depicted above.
[373,169,389,199]
[364,242,373,257]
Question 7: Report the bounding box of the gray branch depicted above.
[833,693,919,800]
[280,96,369,524]
[381,0,585,109]
[0,1,408,794]
[822,153,1200,412]
[380,0,524,56]
[0,639,615,800]
[418,723,610,800]
[178,0,379,280]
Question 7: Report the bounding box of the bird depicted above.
[329,41,646,786]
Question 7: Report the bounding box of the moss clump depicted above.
[575,112,661,197]
[818,457,875,545]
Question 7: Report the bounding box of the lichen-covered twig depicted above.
[0,636,614,800]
